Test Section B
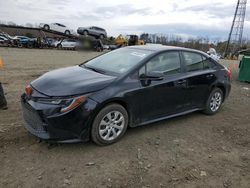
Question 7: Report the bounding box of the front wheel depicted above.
[99,34,104,39]
[91,104,128,146]
[203,88,223,115]
[44,25,50,30]
[83,30,88,36]
[57,44,62,49]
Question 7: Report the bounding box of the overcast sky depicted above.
[0,0,249,40]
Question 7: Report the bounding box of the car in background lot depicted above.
[13,36,37,48]
[0,36,10,45]
[43,37,58,48]
[39,23,74,35]
[21,46,231,145]
[77,26,107,39]
[54,38,79,49]
[0,33,20,47]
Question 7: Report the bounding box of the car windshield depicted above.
[83,48,152,74]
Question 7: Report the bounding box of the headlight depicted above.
[61,96,87,113]
[37,95,88,113]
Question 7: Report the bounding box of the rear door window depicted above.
[202,55,217,69]
[183,52,203,72]
[183,51,217,72]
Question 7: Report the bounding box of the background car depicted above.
[44,37,58,48]
[21,46,231,145]
[0,33,20,47]
[55,38,79,49]
[13,36,37,48]
[39,23,74,35]
[0,36,10,46]
[77,26,107,39]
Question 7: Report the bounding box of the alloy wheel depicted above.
[65,30,70,35]
[44,25,49,30]
[98,111,125,141]
[210,92,222,112]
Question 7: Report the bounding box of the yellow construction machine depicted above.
[115,34,145,47]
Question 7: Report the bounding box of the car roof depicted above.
[126,45,208,56]
[91,26,104,29]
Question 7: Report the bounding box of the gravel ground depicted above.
[0,48,250,188]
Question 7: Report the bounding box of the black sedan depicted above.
[21,46,231,145]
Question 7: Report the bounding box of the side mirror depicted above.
[140,72,164,81]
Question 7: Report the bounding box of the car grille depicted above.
[22,101,49,139]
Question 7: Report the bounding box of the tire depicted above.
[44,25,50,30]
[65,30,70,35]
[99,34,104,39]
[17,43,23,48]
[83,30,88,36]
[203,88,223,115]
[91,104,128,146]
[27,43,33,48]
[57,44,62,49]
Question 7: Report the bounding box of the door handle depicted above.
[177,80,187,85]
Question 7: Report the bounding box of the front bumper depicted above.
[22,100,50,139]
[21,94,98,142]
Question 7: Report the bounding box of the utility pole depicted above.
[224,0,247,57]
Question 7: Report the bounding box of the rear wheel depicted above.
[203,88,223,115]
[83,30,88,36]
[91,104,128,146]
[44,25,50,30]
[17,43,23,48]
[27,43,33,48]
[65,30,70,35]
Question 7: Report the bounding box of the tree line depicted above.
[139,33,250,55]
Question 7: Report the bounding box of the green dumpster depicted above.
[239,56,250,82]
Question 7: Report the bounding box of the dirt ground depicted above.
[0,48,249,188]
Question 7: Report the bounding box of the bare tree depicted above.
[7,21,17,26]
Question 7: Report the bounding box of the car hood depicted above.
[31,66,116,97]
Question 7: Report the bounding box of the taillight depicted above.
[25,85,33,96]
